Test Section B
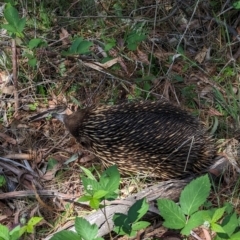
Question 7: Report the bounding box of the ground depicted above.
[0,0,240,239]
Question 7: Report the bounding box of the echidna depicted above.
[32,101,216,179]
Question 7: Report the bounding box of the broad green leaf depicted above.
[2,24,17,33]
[75,217,98,240]
[113,213,129,235]
[180,175,211,215]
[4,4,20,25]
[100,165,120,191]
[50,230,80,240]
[157,199,185,229]
[202,209,215,222]
[221,213,238,236]
[62,37,93,55]
[212,207,226,223]
[78,195,92,202]
[233,1,240,9]
[0,225,9,240]
[81,177,100,194]
[181,211,205,235]
[211,223,225,233]
[128,198,149,223]
[27,217,43,227]
[230,231,240,239]
[3,4,25,35]
[76,40,93,54]
[132,221,150,231]
[93,190,108,199]
[25,224,33,233]
[28,58,37,67]
[9,225,21,240]
[80,166,96,180]
[17,18,26,33]
[28,38,47,49]
[99,165,120,199]
[89,197,100,209]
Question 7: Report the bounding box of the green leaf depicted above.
[27,217,43,227]
[4,4,20,25]
[28,58,37,67]
[0,225,10,240]
[132,221,150,231]
[0,175,6,187]
[99,165,120,199]
[75,217,98,240]
[100,165,120,191]
[212,207,226,223]
[78,195,92,202]
[157,199,186,229]
[93,190,108,199]
[180,175,211,216]
[28,38,47,49]
[89,197,100,209]
[181,211,205,235]
[9,225,21,240]
[62,37,93,55]
[113,213,130,235]
[233,1,240,9]
[230,231,240,239]
[104,40,116,51]
[80,166,97,181]
[221,212,238,236]
[128,198,149,223]
[50,230,80,240]
[126,31,146,50]
[2,24,17,33]
[211,223,225,233]
[81,177,100,194]
[17,18,26,33]
[47,158,58,170]
[3,4,25,35]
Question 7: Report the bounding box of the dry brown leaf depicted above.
[59,28,70,45]
[137,48,150,64]
[208,107,224,116]
[1,86,14,95]
[83,58,119,71]
[0,132,17,145]
[42,163,62,181]
[195,46,208,63]
[0,71,11,85]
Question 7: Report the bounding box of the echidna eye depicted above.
[80,141,87,147]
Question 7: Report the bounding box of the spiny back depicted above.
[64,101,215,179]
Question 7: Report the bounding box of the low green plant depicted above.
[62,37,93,56]
[2,3,26,38]
[50,217,103,240]
[50,165,150,239]
[78,165,120,209]
[157,175,240,239]
[113,198,150,237]
[0,217,43,240]
[0,175,6,187]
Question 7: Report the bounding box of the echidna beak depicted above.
[28,106,67,123]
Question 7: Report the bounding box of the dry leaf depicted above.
[137,48,150,64]
[59,28,70,45]
[195,46,208,63]
[83,58,119,71]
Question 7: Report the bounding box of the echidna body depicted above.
[54,101,215,179]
